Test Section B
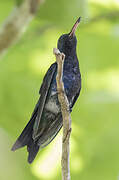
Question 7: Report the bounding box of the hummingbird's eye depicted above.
[69,34,74,41]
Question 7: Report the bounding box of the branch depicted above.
[0,0,44,59]
[53,48,72,180]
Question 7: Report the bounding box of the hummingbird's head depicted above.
[57,17,81,57]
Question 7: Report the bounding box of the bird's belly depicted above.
[46,72,79,113]
[45,95,60,114]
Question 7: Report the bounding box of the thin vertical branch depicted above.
[0,0,44,59]
[53,48,72,180]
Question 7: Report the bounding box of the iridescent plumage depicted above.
[11,17,81,163]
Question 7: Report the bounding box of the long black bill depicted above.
[69,17,81,37]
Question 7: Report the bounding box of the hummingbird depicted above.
[11,17,82,163]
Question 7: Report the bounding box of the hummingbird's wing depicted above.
[33,63,57,139]
[70,75,81,109]
[11,63,57,152]
[71,88,81,109]
[37,113,62,149]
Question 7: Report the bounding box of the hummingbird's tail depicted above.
[11,110,39,163]
[11,117,34,151]
[27,139,39,164]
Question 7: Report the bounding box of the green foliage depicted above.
[16,0,24,6]
[37,0,86,27]
[0,0,119,180]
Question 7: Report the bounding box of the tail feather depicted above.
[11,108,40,163]
[11,100,40,153]
[11,117,34,151]
[27,139,39,164]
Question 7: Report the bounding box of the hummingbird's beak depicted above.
[69,17,81,38]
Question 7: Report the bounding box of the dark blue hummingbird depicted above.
[11,17,81,163]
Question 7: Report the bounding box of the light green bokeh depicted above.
[0,0,119,180]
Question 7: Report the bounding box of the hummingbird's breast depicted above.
[45,61,80,114]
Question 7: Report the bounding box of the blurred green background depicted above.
[0,0,119,180]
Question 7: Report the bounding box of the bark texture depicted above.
[0,0,43,59]
[53,48,72,180]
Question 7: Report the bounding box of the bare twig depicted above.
[53,48,72,180]
[0,0,44,59]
